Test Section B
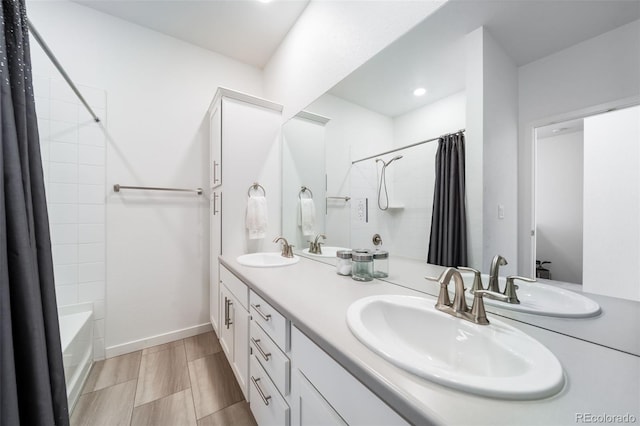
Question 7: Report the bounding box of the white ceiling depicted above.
[329,0,640,117]
[71,0,639,116]
[73,0,310,69]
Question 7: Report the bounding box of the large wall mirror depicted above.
[282,0,640,355]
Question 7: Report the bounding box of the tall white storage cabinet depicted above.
[209,100,222,333]
[208,88,283,388]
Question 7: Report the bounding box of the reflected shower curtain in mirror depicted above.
[427,132,468,267]
[1,2,70,425]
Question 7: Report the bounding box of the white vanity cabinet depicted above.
[290,326,409,426]
[248,290,292,426]
[241,285,408,426]
[219,265,250,398]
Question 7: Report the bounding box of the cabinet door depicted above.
[209,194,222,332]
[232,300,250,398]
[291,327,408,426]
[210,103,222,188]
[209,266,219,333]
[294,371,346,426]
[219,285,234,360]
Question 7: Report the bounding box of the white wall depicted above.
[464,27,484,271]
[393,91,466,147]
[481,29,519,276]
[282,116,327,249]
[220,97,283,257]
[263,0,448,121]
[28,0,264,355]
[518,19,640,277]
[536,131,584,284]
[583,107,640,301]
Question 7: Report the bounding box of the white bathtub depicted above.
[58,304,94,414]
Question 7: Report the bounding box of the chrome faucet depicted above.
[273,236,294,258]
[426,267,509,325]
[488,255,508,292]
[308,233,326,254]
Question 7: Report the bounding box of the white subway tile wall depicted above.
[36,76,107,359]
[349,142,438,259]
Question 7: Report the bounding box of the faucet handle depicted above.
[503,276,535,304]
[425,271,452,309]
[457,266,483,293]
[470,290,510,325]
[506,275,536,284]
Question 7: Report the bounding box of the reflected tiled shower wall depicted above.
[350,141,439,260]
[34,76,107,359]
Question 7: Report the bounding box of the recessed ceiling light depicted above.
[257,0,272,3]
[413,87,427,97]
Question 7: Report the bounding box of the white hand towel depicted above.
[298,198,316,236]
[246,196,268,240]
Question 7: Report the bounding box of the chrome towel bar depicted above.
[113,184,203,195]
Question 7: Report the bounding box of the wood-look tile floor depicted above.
[71,331,257,426]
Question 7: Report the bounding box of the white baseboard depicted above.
[105,323,213,358]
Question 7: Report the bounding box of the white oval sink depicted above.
[236,253,300,268]
[347,295,564,400]
[459,273,600,318]
[302,246,349,258]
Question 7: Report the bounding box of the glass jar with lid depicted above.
[351,250,373,282]
[372,250,389,278]
[336,250,352,276]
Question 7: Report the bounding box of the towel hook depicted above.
[298,186,313,200]
[248,182,266,197]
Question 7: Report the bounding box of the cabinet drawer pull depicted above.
[213,161,220,184]
[251,337,271,361]
[213,192,219,215]
[251,376,271,406]
[251,304,271,321]
[224,296,228,327]
[225,298,233,329]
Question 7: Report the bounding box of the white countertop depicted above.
[300,253,640,356]
[220,254,640,425]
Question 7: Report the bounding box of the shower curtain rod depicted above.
[27,20,101,123]
[352,128,465,164]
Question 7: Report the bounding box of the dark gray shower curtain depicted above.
[427,132,468,267]
[1,1,69,425]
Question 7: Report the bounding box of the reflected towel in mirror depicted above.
[298,198,316,236]
[246,196,268,239]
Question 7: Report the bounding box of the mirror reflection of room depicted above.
[535,105,640,302]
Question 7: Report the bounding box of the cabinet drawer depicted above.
[250,291,289,351]
[251,321,290,396]
[220,265,248,309]
[250,355,290,426]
